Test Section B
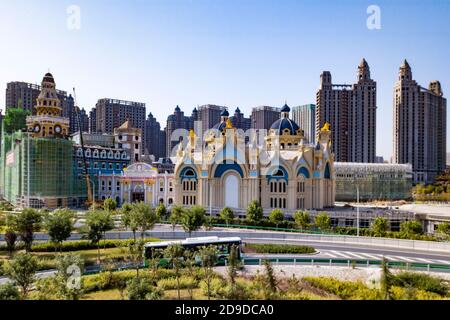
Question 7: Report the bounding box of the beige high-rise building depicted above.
[316,59,377,163]
[393,60,447,184]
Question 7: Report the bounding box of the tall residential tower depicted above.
[316,59,377,162]
[393,60,447,184]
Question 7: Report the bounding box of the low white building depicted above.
[98,162,175,207]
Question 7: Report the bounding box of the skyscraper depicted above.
[393,60,447,184]
[165,105,194,157]
[316,59,377,163]
[145,112,166,160]
[95,98,146,141]
[89,107,97,133]
[230,107,251,131]
[292,104,316,144]
[197,104,227,134]
[251,106,280,131]
[6,81,74,119]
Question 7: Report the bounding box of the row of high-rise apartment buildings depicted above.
[315,59,447,184]
[4,60,446,184]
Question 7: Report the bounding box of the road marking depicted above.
[412,257,437,264]
[386,256,416,263]
[356,253,382,260]
[328,250,351,258]
[343,252,367,259]
[322,252,338,258]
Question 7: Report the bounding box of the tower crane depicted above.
[72,88,94,207]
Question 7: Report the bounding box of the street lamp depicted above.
[356,184,360,237]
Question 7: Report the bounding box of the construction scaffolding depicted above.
[0,130,75,208]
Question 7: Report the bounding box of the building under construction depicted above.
[0,130,74,208]
[0,73,77,209]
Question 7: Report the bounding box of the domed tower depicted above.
[26,73,70,138]
[266,104,304,150]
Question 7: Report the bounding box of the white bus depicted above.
[144,236,242,266]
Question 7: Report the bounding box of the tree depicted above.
[183,250,198,300]
[126,277,163,300]
[293,211,310,231]
[155,204,167,220]
[220,207,235,226]
[0,283,20,300]
[226,244,242,299]
[199,245,217,300]
[436,222,450,240]
[268,209,284,228]
[261,259,278,299]
[380,257,393,300]
[4,253,39,299]
[131,202,159,239]
[4,228,18,258]
[44,209,74,252]
[164,244,185,300]
[371,217,389,237]
[103,198,117,212]
[246,200,263,224]
[181,205,206,237]
[3,107,30,133]
[84,210,115,262]
[9,209,42,252]
[169,205,184,231]
[121,203,138,241]
[314,212,331,232]
[54,254,85,300]
[127,240,145,276]
[400,220,423,238]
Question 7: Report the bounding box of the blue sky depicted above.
[0,0,449,160]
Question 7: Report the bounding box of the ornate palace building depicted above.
[173,105,335,214]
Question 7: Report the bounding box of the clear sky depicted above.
[0,0,449,160]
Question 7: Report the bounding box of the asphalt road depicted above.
[1,224,449,264]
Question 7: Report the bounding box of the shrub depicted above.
[293,211,310,230]
[314,212,331,231]
[246,200,263,223]
[400,221,423,237]
[200,278,226,298]
[126,277,163,300]
[245,243,315,254]
[303,277,381,300]
[157,276,198,290]
[268,209,284,227]
[389,285,445,300]
[0,283,20,300]
[391,272,448,296]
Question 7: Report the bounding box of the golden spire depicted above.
[321,122,330,132]
[226,118,233,129]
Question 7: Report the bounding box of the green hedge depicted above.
[245,243,315,254]
[0,238,160,253]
